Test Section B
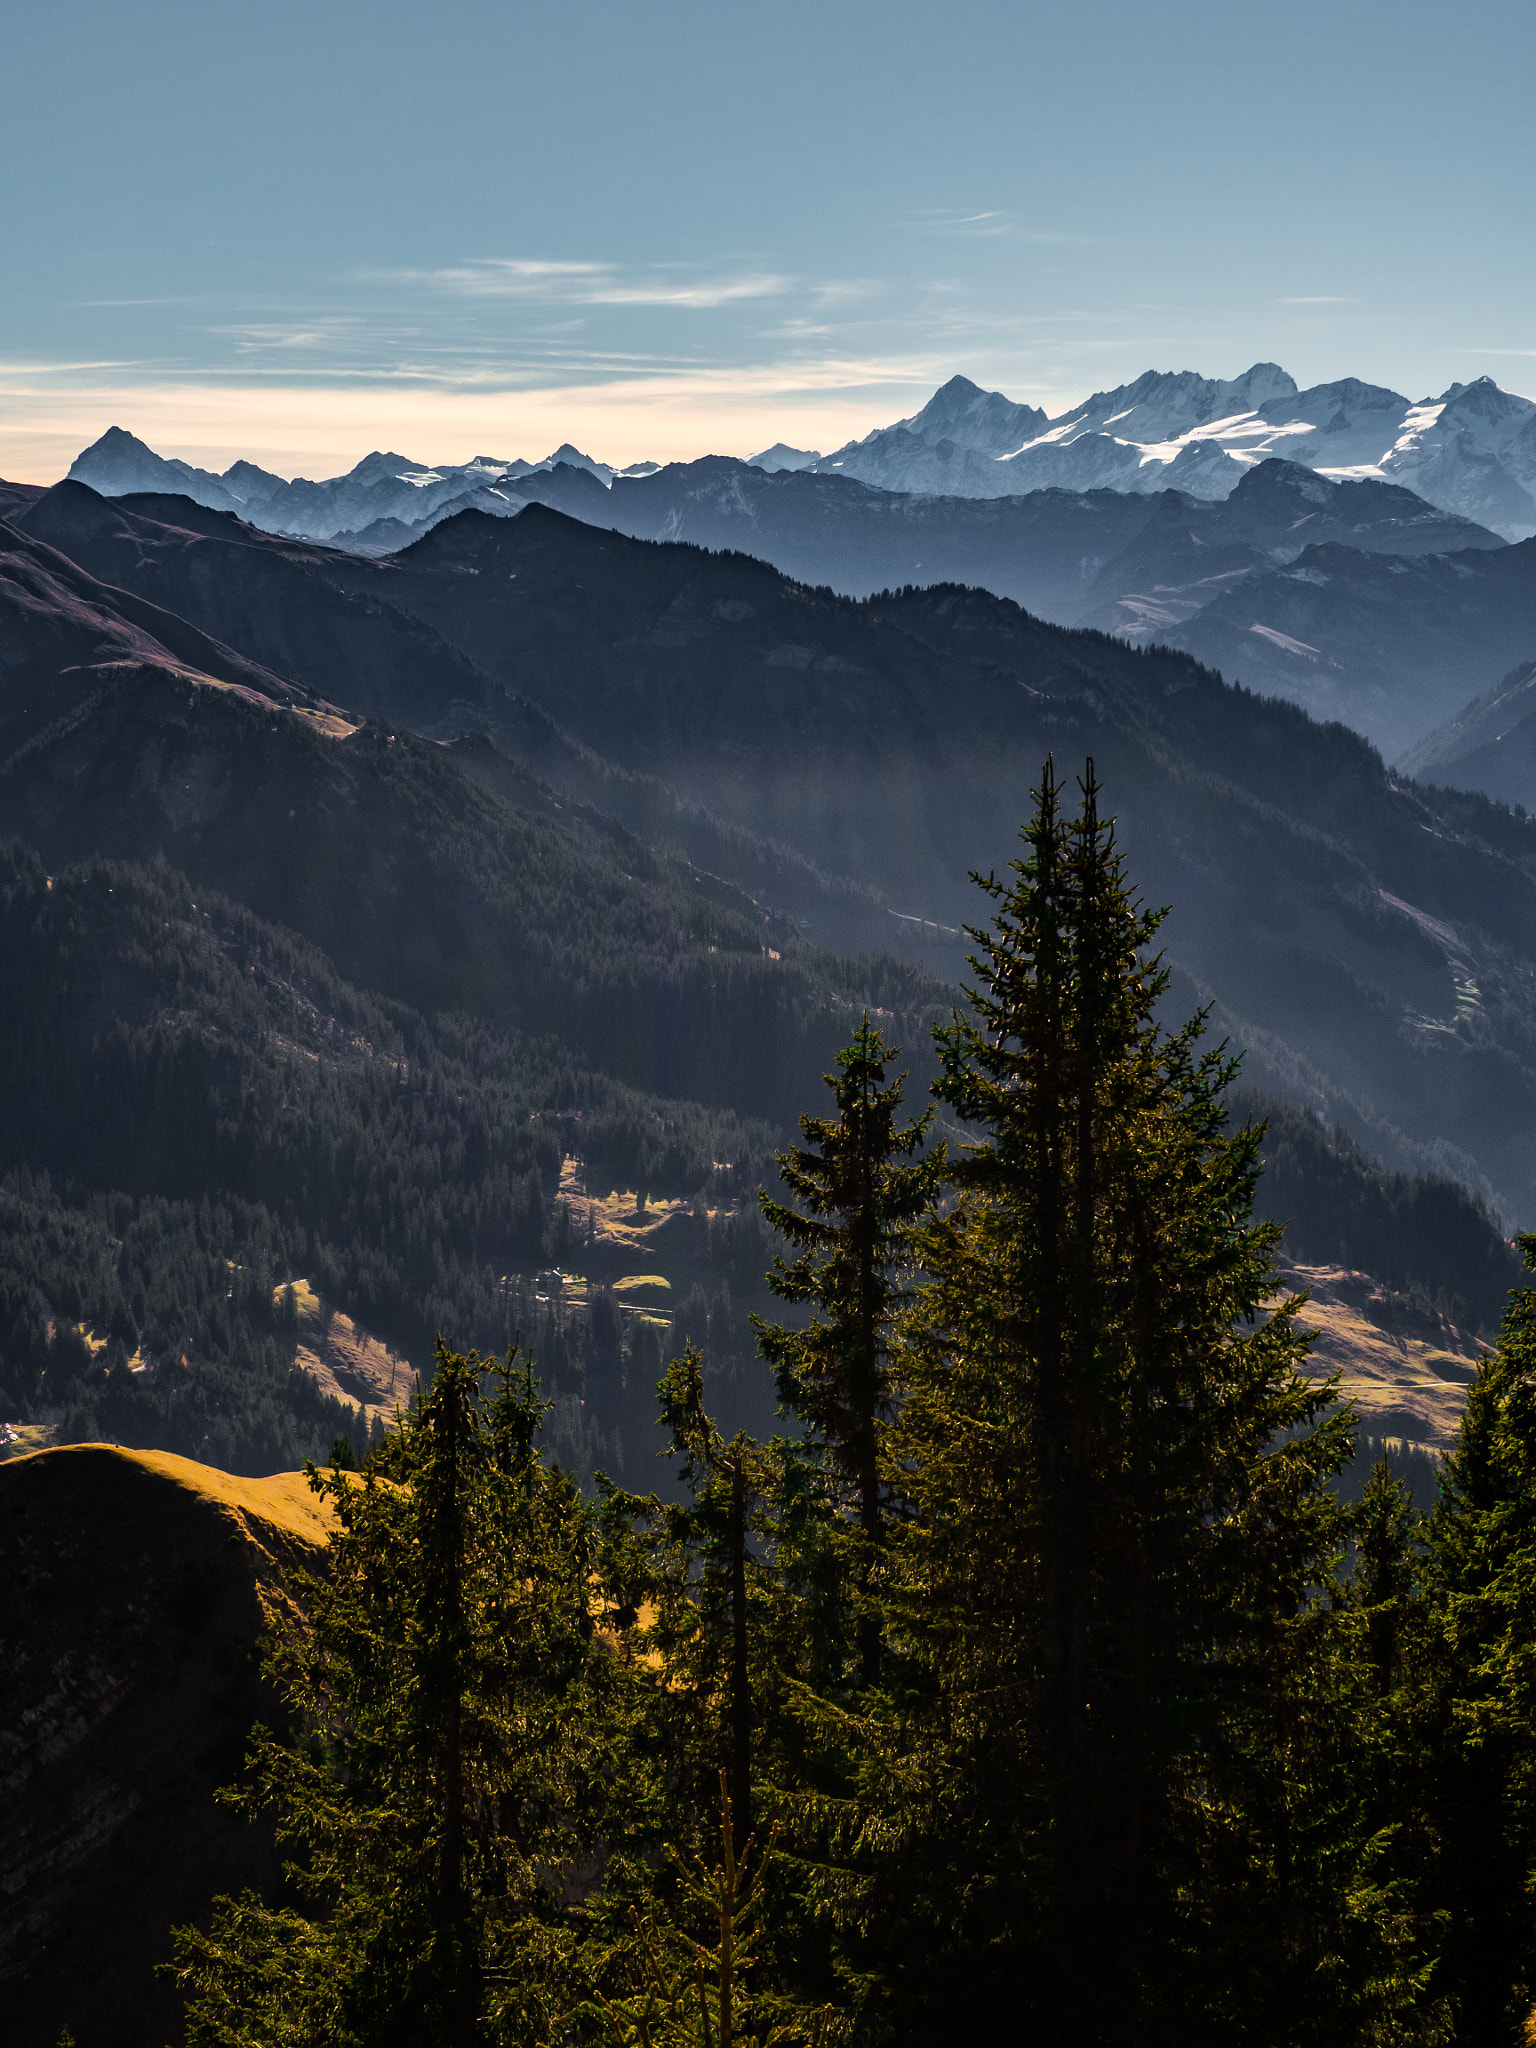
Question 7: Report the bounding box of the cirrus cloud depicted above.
[367,257,795,309]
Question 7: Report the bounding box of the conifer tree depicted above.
[755,1018,943,1686]
[170,1341,630,2046]
[648,1342,769,1854]
[586,1772,842,2047]
[1322,1461,1448,2042]
[1419,1237,1536,2041]
[870,760,1352,2045]
[594,1349,831,2030]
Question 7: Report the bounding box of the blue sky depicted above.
[3,0,1533,479]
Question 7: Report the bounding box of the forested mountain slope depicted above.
[332,505,1536,1220]
[0,668,937,1128]
[0,841,831,1469]
[14,484,1536,1221]
[0,457,1529,1800]
[3,488,902,954]
[0,515,340,757]
[9,484,548,745]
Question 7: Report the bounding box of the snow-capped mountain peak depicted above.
[1043,363,1302,446]
[806,363,1536,536]
[56,359,1536,547]
[894,374,1049,456]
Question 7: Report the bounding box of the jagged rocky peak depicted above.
[1291,376,1409,417]
[1436,376,1536,426]
[67,427,245,512]
[746,444,822,473]
[220,459,286,505]
[1056,363,1303,438]
[345,450,429,485]
[1225,362,1301,411]
[544,440,610,471]
[72,423,157,467]
[1237,458,1341,508]
[897,375,1049,455]
[1150,440,1247,498]
[70,425,188,484]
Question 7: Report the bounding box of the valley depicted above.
[8,368,1536,2037]
[3,440,1533,1506]
[14,1,1536,2032]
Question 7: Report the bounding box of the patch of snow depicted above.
[1248,624,1322,657]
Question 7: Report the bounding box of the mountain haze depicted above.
[5,473,1536,1479]
[26,487,1523,1219]
[1168,530,1536,756]
[1400,658,1536,807]
[16,479,1536,1219]
[63,362,1536,552]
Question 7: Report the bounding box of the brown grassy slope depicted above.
[0,1445,331,2048]
[1286,1262,1488,1452]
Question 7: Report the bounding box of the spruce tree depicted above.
[872,760,1352,2046]
[1419,1238,1536,2041]
[649,1342,768,1855]
[170,1341,630,2046]
[585,1772,842,2047]
[755,1017,943,1686]
[593,1348,831,2032]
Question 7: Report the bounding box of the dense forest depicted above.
[161,771,1536,2046]
[0,826,1517,1487]
[0,839,793,1470]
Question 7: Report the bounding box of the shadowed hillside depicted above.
[0,1445,332,2048]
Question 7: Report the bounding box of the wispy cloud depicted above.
[207,320,366,353]
[1276,296,1357,305]
[0,350,948,483]
[369,258,794,309]
[0,355,168,375]
[910,209,1093,245]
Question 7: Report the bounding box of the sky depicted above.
[3,0,1534,483]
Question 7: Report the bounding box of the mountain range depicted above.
[58,437,1533,757]
[68,362,1536,553]
[1167,530,1536,755]
[64,428,660,543]
[1402,656,1536,807]
[11,478,1536,1232]
[7,458,1536,2041]
[61,371,1536,764]
[813,367,1536,540]
[428,455,1515,754]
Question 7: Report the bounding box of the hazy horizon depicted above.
[4,0,1533,484]
[28,349,1536,493]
